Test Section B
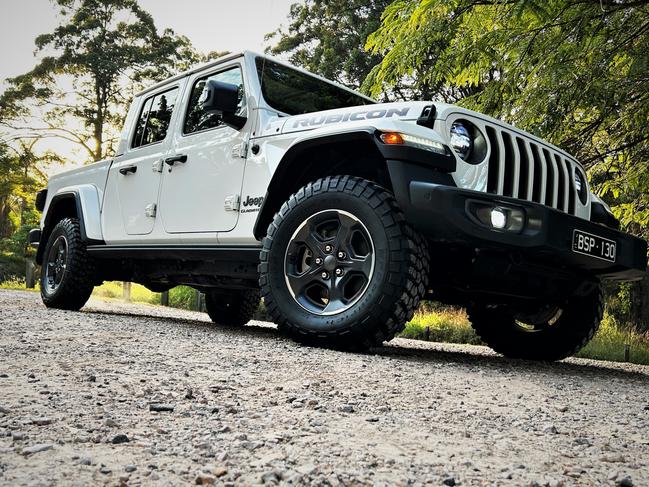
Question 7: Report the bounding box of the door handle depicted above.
[164,154,188,166]
[119,165,137,175]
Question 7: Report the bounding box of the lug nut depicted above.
[321,271,329,279]
[335,268,343,276]
[315,257,323,265]
[337,251,346,259]
[324,244,333,253]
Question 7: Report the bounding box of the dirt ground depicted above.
[1,289,648,486]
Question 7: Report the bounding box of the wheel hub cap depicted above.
[45,235,68,294]
[284,209,375,316]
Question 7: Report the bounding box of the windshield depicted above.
[256,57,374,115]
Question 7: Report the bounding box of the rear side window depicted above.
[132,87,179,148]
[184,67,246,135]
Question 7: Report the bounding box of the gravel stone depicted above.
[31,417,54,426]
[1,290,648,486]
[22,443,54,456]
[149,403,175,412]
[111,434,129,444]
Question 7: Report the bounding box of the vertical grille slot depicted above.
[516,137,530,199]
[530,144,545,204]
[554,154,569,212]
[567,161,576,215]
[486,126,500,194]
[502,131,516,197]
[543,148,558,208]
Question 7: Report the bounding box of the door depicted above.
[104,85,181,238]
[158,65,249,234]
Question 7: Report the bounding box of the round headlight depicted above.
[573,171,583,193]
[450,122,473,160]
[574,168,588,204]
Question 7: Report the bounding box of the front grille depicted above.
[484,124,578,215]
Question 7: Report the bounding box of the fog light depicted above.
[470,203,526,233]
[490,207,507,229]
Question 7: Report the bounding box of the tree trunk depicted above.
[630,268,649,332]
[0,197,13,239]
[93,82,105,162]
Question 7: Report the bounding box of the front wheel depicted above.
[259,176,429,351]
[40,218,95,311]
[468,286,603,361]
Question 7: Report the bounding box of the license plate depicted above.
[572,229,616,262]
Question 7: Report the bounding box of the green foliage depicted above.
[400,306,482,345]
[577,312,649,365]
[400,305,649,365]
[0,0,202,161]
[93,281,161,304]
[168,286,197,310]
[0,140,51,255]
[0,253,27,283]
[366,0,649,239]
[266,0,391,92]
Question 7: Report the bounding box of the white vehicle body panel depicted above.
[41,161,111,241]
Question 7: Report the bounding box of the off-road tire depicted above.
[259,175,429,351]
[40,218,95,311]
[205,290,260,326]
[468,286,604,361]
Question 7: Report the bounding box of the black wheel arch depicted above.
[252,129,457,241]
[253,131,388,240]
[36,191,103,265]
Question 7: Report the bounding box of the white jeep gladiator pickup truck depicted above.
[29,51,647,360]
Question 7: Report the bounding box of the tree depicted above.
[266,0,391,94]
[0,138,54,248]
[366,0,649,328]
[0,0,201,162]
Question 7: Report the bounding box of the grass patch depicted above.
[400,306,649,366]
[92,282,199,310]
[0,278,38,292]
[92,281,161,305]
[577,314,649,365]
[400,306,481,345]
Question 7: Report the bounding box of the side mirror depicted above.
[199,80,247,130]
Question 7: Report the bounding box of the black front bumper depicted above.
[402,181,646,282]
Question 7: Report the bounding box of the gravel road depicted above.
[1,289,648,486]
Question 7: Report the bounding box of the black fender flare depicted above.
[252,129,456,240]
[36,191,103,264]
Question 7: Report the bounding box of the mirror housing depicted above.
[199,80,246,130]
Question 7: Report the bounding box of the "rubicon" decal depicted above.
[291,107,410,129]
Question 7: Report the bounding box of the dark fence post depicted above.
[194,289,204,312]
[25,260,36,289]
[161,291,169,306]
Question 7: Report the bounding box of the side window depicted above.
[132,87,179,149]
[184,67,246,135]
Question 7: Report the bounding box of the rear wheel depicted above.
[468,285,603,361]
[259,175,429,351]
[40,218,95,311]
[205,290,259,326]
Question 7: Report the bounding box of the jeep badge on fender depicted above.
[29,51,647,361]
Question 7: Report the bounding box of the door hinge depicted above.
[152,160,164,173]
[231,142,248,159]
[224,194,240,211]
[145,203,157,218]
